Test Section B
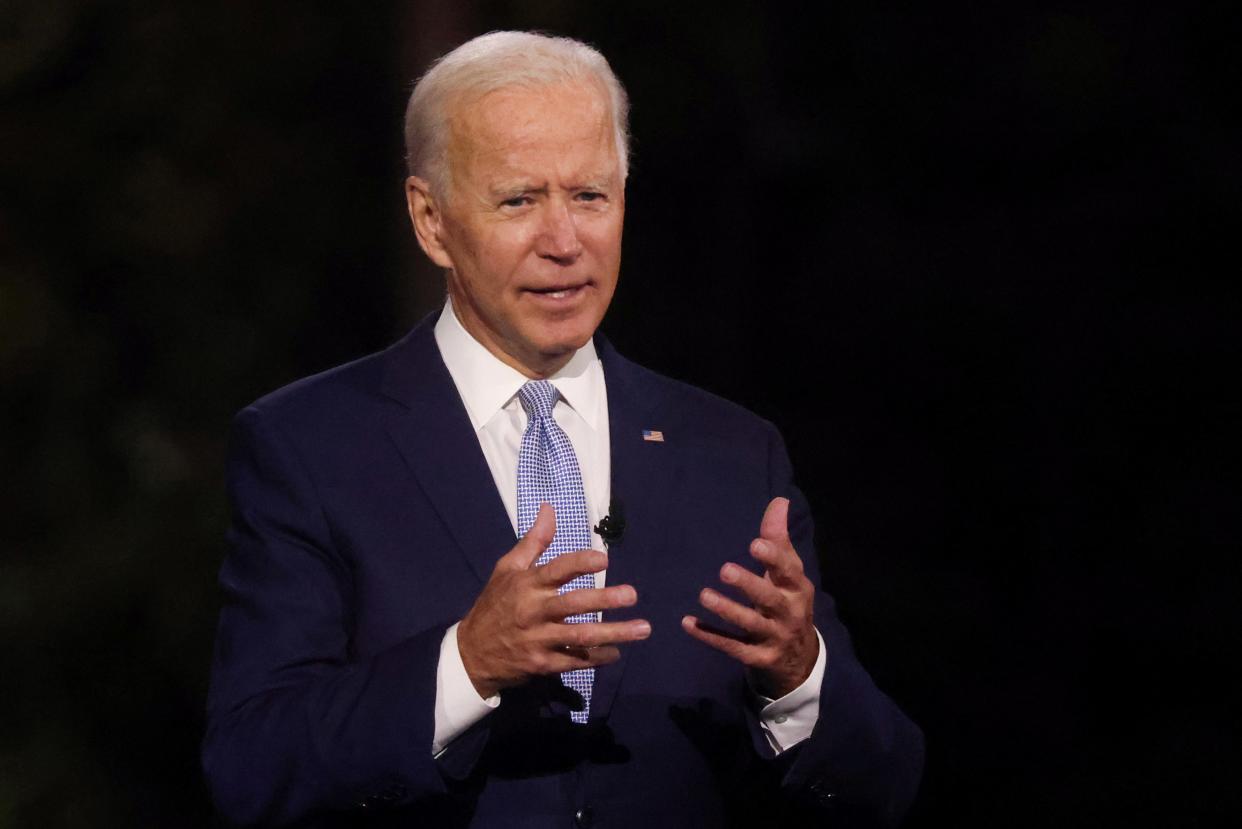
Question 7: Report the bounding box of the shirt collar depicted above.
[433,298,605,432]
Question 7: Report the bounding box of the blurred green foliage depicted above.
[1,2,414,825]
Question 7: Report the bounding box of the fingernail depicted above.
[634,621,651,638]
[701,589,718,607]
[721,565,738,583]
[620,586,637,604]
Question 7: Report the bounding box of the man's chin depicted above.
[519,329,598,376]
[532,339,587,366]
[529,316,600,354]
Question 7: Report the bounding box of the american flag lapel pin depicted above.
[642,429,665,442]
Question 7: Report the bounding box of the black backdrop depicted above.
[2,2,1237,826]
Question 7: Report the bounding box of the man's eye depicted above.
[576,191,605,203]
[500,196,530,208]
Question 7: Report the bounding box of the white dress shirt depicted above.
[430,299,826,756]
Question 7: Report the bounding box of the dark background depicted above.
[2,1,1237,826]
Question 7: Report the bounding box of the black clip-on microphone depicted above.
[593,497,626,550]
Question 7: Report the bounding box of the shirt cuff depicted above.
[751,627,827,754]
[433,621,501,756]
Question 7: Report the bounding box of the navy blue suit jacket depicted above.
[203,315,923,827]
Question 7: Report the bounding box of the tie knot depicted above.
[518,380,559,419]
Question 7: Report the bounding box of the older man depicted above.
[204,31,923,827]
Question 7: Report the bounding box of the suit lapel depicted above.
[376,321,676,721]
[590,337,680,722]
[378,316,516,585]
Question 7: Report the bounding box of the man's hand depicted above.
[457,503,652,700]
[681,497,819,699]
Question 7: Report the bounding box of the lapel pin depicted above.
[642,429,665,442]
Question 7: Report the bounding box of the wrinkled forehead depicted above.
[444,81,620,180]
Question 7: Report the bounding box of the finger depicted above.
[541,619,652,649]
[759,497,791,544]
[748,537,805,588]
[699,588,778,638]
[543,584,637,620]
[537,548,608,587]
[542,644,622,673]
[507,503,556,570]
[719,562,784,616]
[681,614,766,666]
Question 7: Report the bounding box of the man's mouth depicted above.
[527,283,589,300]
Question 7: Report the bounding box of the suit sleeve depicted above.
[202,406,470,826]
[758,424,925,826]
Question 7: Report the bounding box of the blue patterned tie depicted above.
[516,380,595,724]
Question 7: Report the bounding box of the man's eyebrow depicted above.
[572,178,614,191]
[487,175,616,198]
[489,181,544,197]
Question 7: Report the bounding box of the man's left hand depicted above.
[681,497,819,699]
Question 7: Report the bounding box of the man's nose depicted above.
[534,200,583,263]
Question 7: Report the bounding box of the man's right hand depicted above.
[456,503,651,700]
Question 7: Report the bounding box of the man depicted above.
[204,31,923,827]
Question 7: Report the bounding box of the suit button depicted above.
[574,806,595,827]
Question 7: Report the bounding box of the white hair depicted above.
[404,31,630,197]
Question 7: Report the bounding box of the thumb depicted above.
[759,497,790,544]
[509,502,556,569]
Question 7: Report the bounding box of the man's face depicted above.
[409,81,625,377]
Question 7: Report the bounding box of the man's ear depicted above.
[405,176,454,269]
